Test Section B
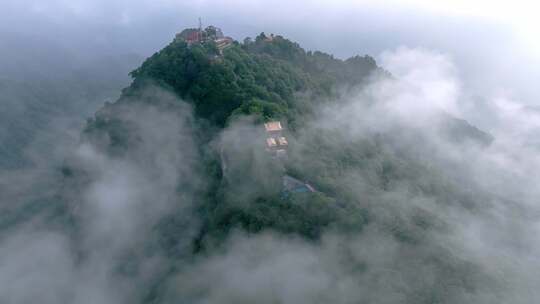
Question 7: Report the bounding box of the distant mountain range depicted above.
[0,33,141,169]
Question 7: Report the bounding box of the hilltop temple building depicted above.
[175,25,233,53]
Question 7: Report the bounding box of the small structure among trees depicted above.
[215,37,234,52]
[264,121,288,157]
[282,175,316,194]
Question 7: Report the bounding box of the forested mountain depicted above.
[3,27,508,304]
[79,29,388,250]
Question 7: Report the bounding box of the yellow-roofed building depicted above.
[266,137,277,148]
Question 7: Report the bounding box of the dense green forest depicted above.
[115,32,381,125]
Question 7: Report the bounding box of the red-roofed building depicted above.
[185,31,201,44]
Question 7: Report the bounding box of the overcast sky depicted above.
[1,0,538,104]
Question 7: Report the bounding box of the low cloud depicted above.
[0,88,204,304]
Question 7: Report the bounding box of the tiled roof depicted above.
[266,137,277,147]
[264,121,282,132]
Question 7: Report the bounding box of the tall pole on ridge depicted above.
[198,17,203,42]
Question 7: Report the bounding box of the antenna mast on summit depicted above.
[198,17,203,41]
